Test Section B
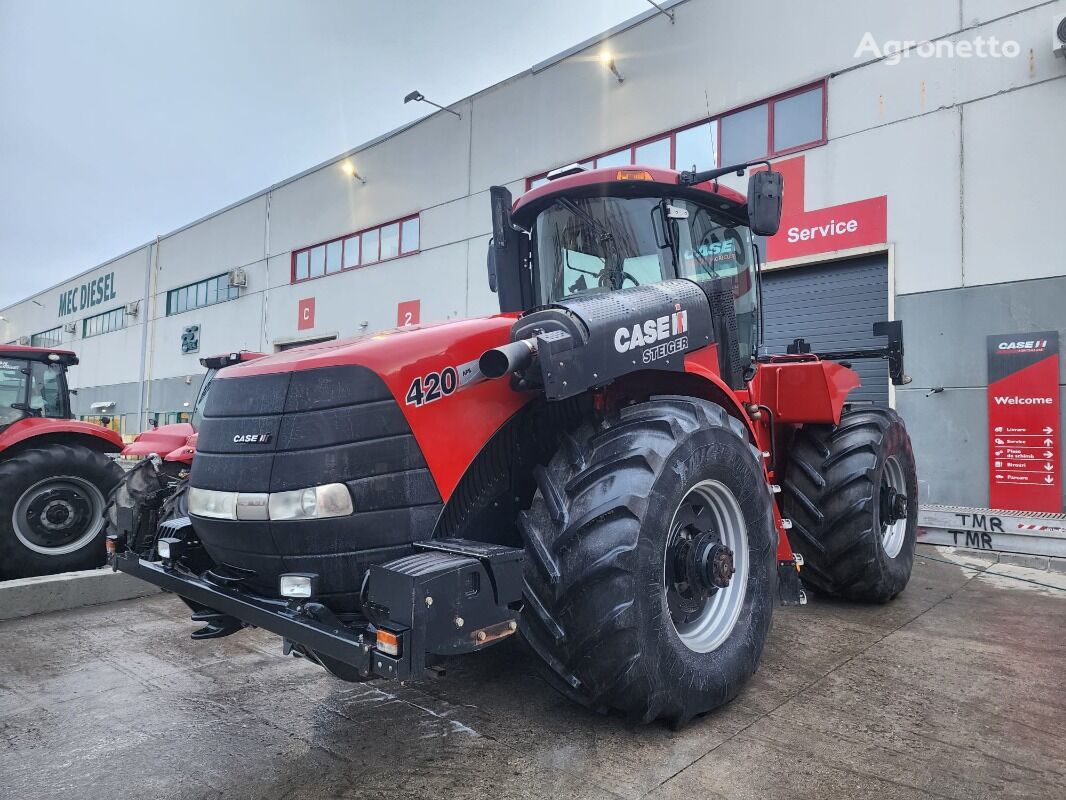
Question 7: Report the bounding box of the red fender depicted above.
[0,417,124,455]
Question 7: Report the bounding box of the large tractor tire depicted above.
[520,397,777,726]
[781,406,918,603]
[0,444,124,580]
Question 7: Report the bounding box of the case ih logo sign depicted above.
[987,331,1060,512]
[759,157,888,262]
[233,433,272,444]
[614,308,689,364]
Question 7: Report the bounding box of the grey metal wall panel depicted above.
[761,255,889,404]
[895,277,1066,510]
[895,275,1066,390]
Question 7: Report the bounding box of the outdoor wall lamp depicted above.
[340,162,366,184]
[403,90,461,119]
[599,51,624,83]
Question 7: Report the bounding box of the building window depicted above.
[400,217,419,254]
[291,214,420,284]
[674,122,717,173]
[82,306,127,338]
[526,80,826,188]
[771,86,824,154]
[30,327,62,347]
[166,274,239,316]
[633,137,670,168]
[720,103,769,165]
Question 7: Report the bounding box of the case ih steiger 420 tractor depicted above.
[113,161,916,725]
[0,344,124,579]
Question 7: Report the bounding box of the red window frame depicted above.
[290,213,420,284]
[525,79,827,190]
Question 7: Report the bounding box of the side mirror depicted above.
[747,170,783,237]
[487,186,528,312]
[490,185,514,248]
[487,185,515,297]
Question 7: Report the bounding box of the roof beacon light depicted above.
[616,169,654,182]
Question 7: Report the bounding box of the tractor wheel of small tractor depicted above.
[781,406,918,603]
[0,444,124,580]
[520,396,777,726]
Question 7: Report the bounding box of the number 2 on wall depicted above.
[405,367,458,407]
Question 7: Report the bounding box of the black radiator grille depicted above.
[189,364,443,609]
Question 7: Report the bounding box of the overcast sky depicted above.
[0,0,649,308]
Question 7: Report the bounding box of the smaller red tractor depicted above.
[0,344,124,579]
[120,351,266,477]
[107,350,265,560]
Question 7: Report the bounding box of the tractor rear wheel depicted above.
[782,406,918,603]
[520,397,777,726]
[0,444,124,579]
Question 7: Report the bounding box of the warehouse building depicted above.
[2,0,1064,516]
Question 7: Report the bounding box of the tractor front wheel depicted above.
[0,444,124,579]
[782,406,918,603]
[520,397,777,726]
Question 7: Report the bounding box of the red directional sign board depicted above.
[987,331,1060,512]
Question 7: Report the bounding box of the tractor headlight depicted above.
[268,483,353,521]
[188,488,238,519]
[188,484,352,521]
[279,573,318,599]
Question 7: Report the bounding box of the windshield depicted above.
[190,368,218,430]
[534,195,759,363]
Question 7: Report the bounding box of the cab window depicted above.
[0,358,28,426]
[29,362,65,418]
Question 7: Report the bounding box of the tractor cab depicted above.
[0,345,78,430]
[487,163,782,369]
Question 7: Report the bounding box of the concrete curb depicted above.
[917,543,1062,573]
[0,568,161,621]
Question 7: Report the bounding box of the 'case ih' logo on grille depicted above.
[233,433,272,444]
[613,309,688,354]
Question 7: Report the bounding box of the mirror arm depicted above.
[679,160,771,186]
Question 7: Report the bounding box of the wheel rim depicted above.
[664,479,749,654]
[879,456,909,558]
[12,476,106,556]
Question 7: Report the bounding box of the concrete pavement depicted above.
[1,547,1063,799]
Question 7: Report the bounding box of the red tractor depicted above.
[113,161,916,725]
[0,345,124,579]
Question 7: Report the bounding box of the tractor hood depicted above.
[221,317,515,381]
[209,315,528,500]
[122,423,194,459]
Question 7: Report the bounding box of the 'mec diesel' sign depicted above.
[58,272,117,317]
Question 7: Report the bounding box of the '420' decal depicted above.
[405,366,458,407]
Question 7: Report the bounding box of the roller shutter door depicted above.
[761,254,889,404]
